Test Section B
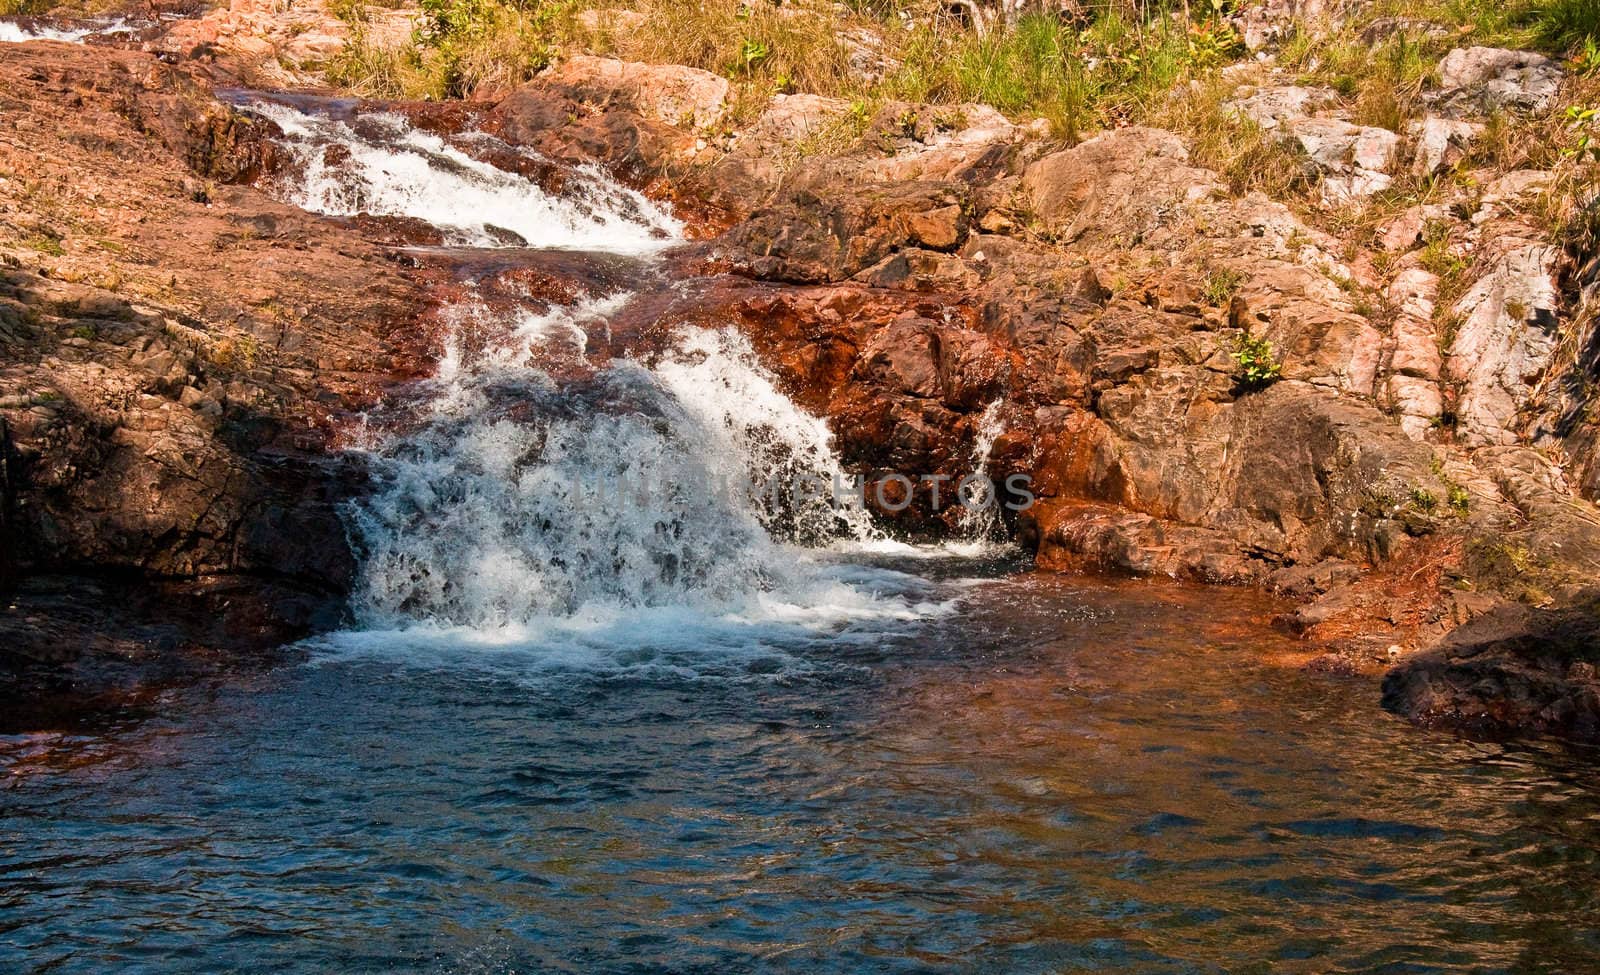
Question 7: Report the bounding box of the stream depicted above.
[3,96,1600,975]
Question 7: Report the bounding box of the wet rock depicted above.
[1383,591,1600,742]
[0,574,330,731]
[486,85,697,189]
[1265,558,1362,598]
[1031,503,1271,583]
[0,44,428,713]
[723,181,972,283]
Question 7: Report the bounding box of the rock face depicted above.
[1445,230,1563,447]
[0,46,430,706]
[1021,127,1220,241]
[1283,117,1399,203]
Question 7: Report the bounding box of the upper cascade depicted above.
[247,100,683,255]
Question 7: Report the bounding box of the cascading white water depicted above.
[0,17,132,42]
[957,399,1009,543]
[652,329,882,547]
[349,313,890,633]
[247,101,681,254]
[247,102,948,665]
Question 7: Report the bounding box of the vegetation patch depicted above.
[1230,331,1283,391]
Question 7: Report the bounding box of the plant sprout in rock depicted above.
[1230,332,1282,392]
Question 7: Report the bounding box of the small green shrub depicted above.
[1230,332,1283,391]
[1572,37,1600,75]
[1564,105,1600,161]
[409,0,571,98]
[736,38,771,76]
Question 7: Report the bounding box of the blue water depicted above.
[4,573,1600,974]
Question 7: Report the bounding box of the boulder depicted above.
[1282,117,1399,203]
[1022,127,1221,242]
[1225,84,1338,130]
[1410,115,1481,177]
[1383,591,1600,742]
[1445,229,1563,446]
[541,55,731,128]
[722,181,972,283]
[1436,47,1564,113]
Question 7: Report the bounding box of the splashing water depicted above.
[652,328,883,547]
[0,17,131,42]
[245,101,682,254]
[955,398,1012,547]
[343,313,911,644]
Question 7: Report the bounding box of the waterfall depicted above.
[243,101,945,662]
[956,399,1010,546]
[246,101,681,254]
[0,16,134,42]
[347,312,887,632]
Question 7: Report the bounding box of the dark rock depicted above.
[1383,591,1600,742]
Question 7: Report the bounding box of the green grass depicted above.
[326,0,1249,135]
[1534,0,1600,48]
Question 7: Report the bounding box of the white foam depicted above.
[0,21,90,42]
[248,102,681,255]
[340,309,943,654]
[0,17,133,42]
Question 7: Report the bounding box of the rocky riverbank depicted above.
[3,1,1599,742]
